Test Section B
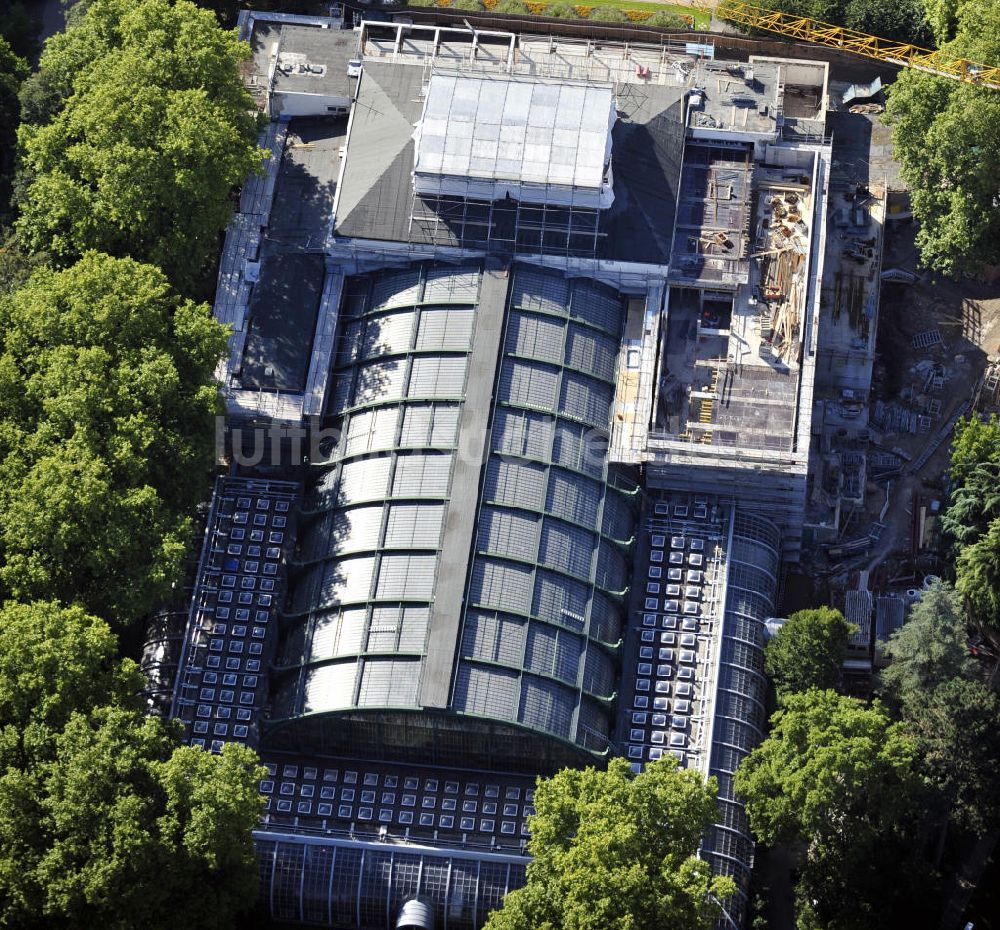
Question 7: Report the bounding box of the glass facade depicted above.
[704,510,780,925]
[256,834,528,930]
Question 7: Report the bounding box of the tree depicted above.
[0,35,28,222]
[942,462,1000,546]
[0,601,139,756]
[16,0,264,293]
[955,518,1000,632]
[941,417,1000,633]
[922,0,968,44]
[735,690,934,930]
[880,581,974,703]
[0,253,228,624]
[0,231,48,297]
[884,1,1000,275]
[949,414,1000,482]
[0,600,265,930]
[902,677,1000,835]
[843,0,931,43]
[878,581,1000,841]
[722,0,930,43]
[0,2,40,60]
[791,822,939,930]
[482,758,736,930]
[764,607,854,697]
[735,690,917,845]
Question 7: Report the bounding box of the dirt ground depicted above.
[856,216,1000,575]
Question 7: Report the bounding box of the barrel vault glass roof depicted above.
[273,263,482,719]
[414,74,614,189]
[269,262,638,767]
[452,267,638,758]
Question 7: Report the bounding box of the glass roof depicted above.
[415,74,614,188]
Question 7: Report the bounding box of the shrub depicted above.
[495,0,529,11]
[547,2,581,16]
[647,9,688,27]
[451,0,483,9]
[589,5,628,21]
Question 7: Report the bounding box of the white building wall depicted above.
[273,90,351,118]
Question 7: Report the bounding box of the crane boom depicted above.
[716,0,1000,90]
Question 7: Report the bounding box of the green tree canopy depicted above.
[16,0,264,293]
[949,414,1000,477]
[0,35,28,221]
[0,599,265,930]
[0,2,40,60]
[880,581,973,702]
[0,601,140,755]
[735,689,934,930]
[942,417,1000,633]
[955,518,1000,632]
[482,758,735,930]
[734,689,917,846]
[722,0,930,43]
[0,252,227,624]
[878,582,1000,835]
[902,676,1000,835]
[764,607,855,697]
[884,0,1000,275]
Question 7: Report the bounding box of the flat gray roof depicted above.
[250,21,357,101]
[241,251,325,392]
[268,117,347,247]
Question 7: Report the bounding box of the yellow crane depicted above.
[715,0,1000,90]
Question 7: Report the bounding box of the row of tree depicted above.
[885,0,1000,276]
[943,414,1000,633]
[737,588,1000,929]
[0,1,270,926]
[730,0,932,44]
[0,600,264,928]
[1,0,261,626]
